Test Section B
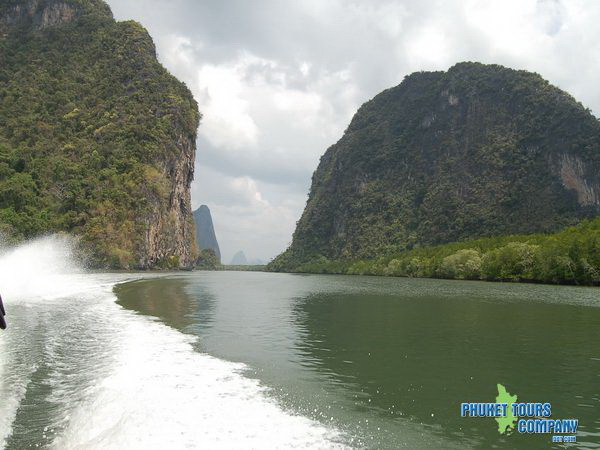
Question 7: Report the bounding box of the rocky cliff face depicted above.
[139,126,197,268]
[0,0,200,269]
[272,62,600,270]
[0,0,111,34]
[193,205,221,263]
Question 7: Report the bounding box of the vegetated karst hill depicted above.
[271,62,600,270]
[193,205,221,263]
[0,0,201,268]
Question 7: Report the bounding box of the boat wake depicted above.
[0,236,344,449]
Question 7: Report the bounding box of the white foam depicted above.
[0,235,89,304]
[0,236,111,447]
[0,236,346,449]
[0,334,29,448]
[53,306,344,449]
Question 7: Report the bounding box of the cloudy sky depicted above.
[106,0,600,264]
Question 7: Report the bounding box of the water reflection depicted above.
[115,277,215,336]
[291,289,600,449]
[116,272,600,449]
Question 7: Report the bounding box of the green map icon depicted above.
[496,384,518,434]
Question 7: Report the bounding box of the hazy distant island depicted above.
[269,63,600,285]
[230,250,248,265]
[191,208,265,270]
[229,250,264,266]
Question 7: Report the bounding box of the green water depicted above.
[116,271,600,449]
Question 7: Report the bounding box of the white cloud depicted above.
[405,25,450,67]
[196,62,260,150]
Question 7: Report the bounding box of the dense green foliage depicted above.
[0,1,200,268]
[269,218,600,285]
[273,63,600,271]
[195,248,220,270]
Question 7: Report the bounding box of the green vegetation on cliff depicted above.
[272,62,600,275]
[195,248,220,270]
[269,218,600,285]
[0,0,200,268]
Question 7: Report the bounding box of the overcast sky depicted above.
[106,0,600,263]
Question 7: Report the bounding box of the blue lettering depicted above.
[469,403,478,416]
[536,420,548,433]
[542,403,551,417]
[461,403,469,417]
[484,404,491,416]
[565,420,578,434]
[555,420,562,433]
[512,403,519,417]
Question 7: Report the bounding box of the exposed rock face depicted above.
[0,0,200,269]
[139,127,197,268]
[559,154,599,206]
[193,205,221,263]
[272,62,600,269]
[0,0,111,34]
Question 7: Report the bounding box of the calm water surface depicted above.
[116,271,600,449]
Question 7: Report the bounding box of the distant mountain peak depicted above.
[230,251,248,265]
[193,205,221,263]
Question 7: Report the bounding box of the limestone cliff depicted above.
[193,205,221,263]
[272,62,600,270]
[0,0,200,269]
[0,0,111,34]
